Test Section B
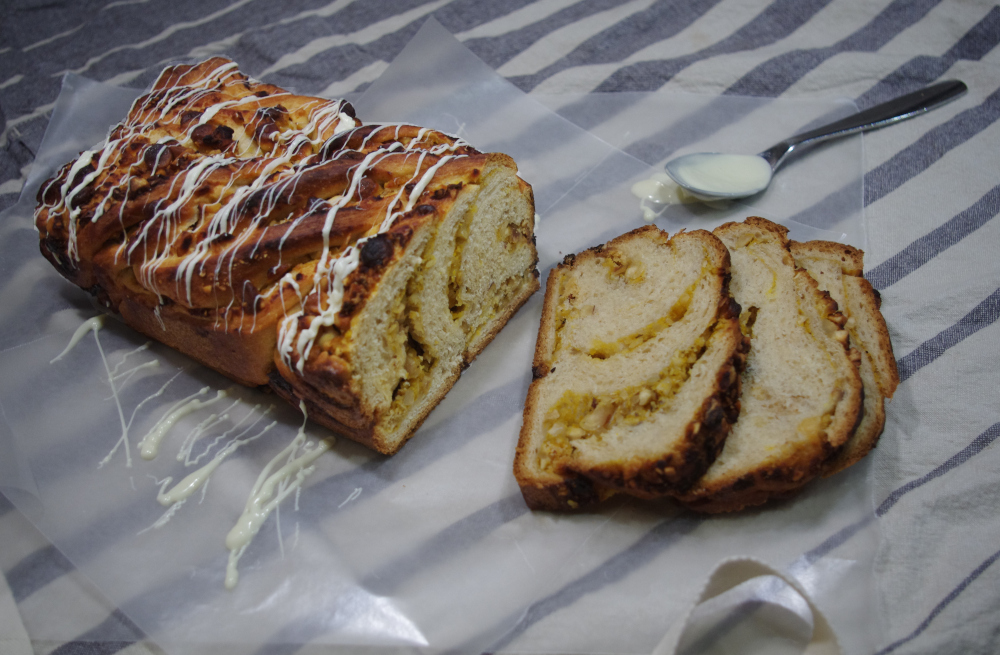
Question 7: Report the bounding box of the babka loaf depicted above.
[790,240,899,476]
[676,218,864,512]
[34,57,539,455]
[515,226,748,510]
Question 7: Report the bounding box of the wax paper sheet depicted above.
[0,18,876,655]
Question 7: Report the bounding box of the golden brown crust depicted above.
[35,57,538,454]
[845,276,899,398]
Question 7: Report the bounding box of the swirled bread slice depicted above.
[515,226,747,510]
[34,57,538,455]
[790,240,899,476]
[677,218,863,513]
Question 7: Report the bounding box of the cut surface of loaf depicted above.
[790,240,899,476]
[515,226,747,510]
[677,217,863,513]
[34,57,539,455]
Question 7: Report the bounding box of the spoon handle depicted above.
[759,79,967,170]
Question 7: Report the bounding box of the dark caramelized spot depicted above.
[319,134,351,159]
[340,102,356,120]
[255,106,287,122]
[357,177,378,199]
[37,179,55,204]
[191,124,235,150]
[143,143,177,173]
[70,163,96,188]
[360,234,393,269]
[415,204,435,215]
[180,110,202,127]
[254,122,279,146]
[431,182,463,200]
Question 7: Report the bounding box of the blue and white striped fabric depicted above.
[2,1,999,653]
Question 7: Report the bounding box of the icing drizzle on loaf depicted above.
[34,57,478,377]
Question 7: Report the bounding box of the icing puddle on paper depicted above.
[53,317,336,589]
[630,171,731,221]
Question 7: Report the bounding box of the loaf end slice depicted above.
[790,240,898,476]
[272,154,539,455]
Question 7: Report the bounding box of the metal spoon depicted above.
[663,79,968,200]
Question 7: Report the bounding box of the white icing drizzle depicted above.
[107,343,151,376]
[275,125,469,373]
[50,315,105,363]
[39,58,357,276]
[109,359,160,390]
[39,61,476,387]
[224,403,332,590]
[156,416,277,506]
[138,387,229,460]
[52,316,139,469]
[179,402,269,465]
[338,487,362,508]
[137,402,275,536]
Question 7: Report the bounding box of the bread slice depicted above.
[676,218,863,513]
[515,226,747,510]
[270,152,539,454]
[790,240,899,476]
[34,57,539,455]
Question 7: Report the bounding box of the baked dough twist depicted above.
[35,57,539,454]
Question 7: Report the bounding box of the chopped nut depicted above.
[547,422,566,437]
[637,388,654,406]
[566,426,586,438]
[544,409,561,422]
[580,401,615,431]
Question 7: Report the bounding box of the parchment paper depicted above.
[0,18,876,655]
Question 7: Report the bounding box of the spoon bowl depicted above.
[664,152,773,200]
[663,80,967,201]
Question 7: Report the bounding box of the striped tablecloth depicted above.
[2,1,999,653]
